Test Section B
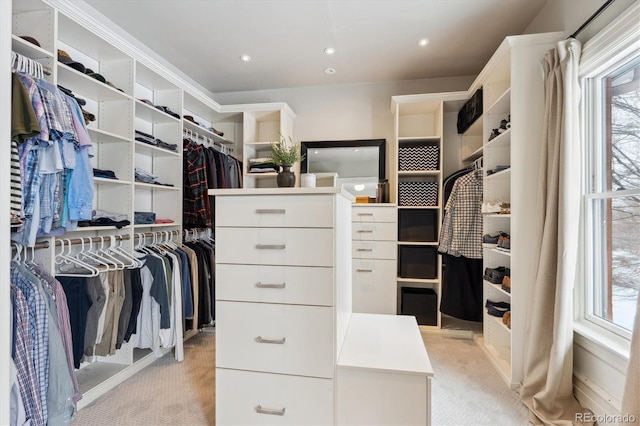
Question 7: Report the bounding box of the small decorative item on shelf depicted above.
[269,134,305,188]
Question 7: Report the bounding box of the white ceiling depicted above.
[83,0,548,94]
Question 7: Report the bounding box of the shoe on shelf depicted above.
[503,311,511,328]
[488,128,501,141]
[481,200,503,214]
[501,275,511,293]
[485,300,511,317]
[483,266,509,284]
[498,119,509,133]
[483,231,509,245]
[497,234,511,251]
[500,202,511,214]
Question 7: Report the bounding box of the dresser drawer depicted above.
[352,205,397,223]
[352,259,397,315]
[216,368,333,425]
[352,221,397,241]
[216,195,334,228]
[216,264,334,306]
[216,301,335,378]
[352,240,397,260]
[216,227,334,267]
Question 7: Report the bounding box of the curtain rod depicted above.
[569,0,616,39]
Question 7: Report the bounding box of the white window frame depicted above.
[575,1,639,357]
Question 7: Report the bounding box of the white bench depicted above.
[337,313,434,425]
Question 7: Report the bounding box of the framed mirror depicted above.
[300,139,386,198]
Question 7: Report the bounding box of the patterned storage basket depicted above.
[398,182,438,206]
[398,145,439,171]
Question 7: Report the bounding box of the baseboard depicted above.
[574,371,622,426]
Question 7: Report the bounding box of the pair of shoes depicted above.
[486,300,511,317]
[497,235,511,251]
[486,165,510,176]
[503,311,511,328]
[483,266,509,284]
[483,231,508,246]
[501,275,511,293]
[488,128,501,141]
[481,199,503,214]
[499,202,511,214]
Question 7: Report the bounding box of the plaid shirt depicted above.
[11,285,46,426]
[36,79,77,169]
[11,265,49,422]
[183,139,212,227]
[438,169,483,259]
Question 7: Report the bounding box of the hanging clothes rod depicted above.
[11,241,50,250]
[569,0,616,38]
[54,234,130,246]
[134,230,181,239]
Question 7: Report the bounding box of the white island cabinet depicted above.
[211,188,353,425]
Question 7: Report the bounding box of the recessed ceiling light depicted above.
[418,38,429,47]
[353,148,359,152]
[314,150,319,154]
[354,184,365,191]
[324,47,336,55]
[324,67,336,75]
[240,54,251,62]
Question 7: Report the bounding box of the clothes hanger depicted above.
[108,235,141,268]
[97,236,126,270]
[78,237,114,271]
[56,239,100,277]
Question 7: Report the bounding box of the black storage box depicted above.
[398,246,438,279]
[401,287,438,326]
[398,209,438,242]
[457,87,483,134]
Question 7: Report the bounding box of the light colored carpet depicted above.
[424,332,529,425]
[74,329,529,425]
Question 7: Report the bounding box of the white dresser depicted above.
[212,188,353,425]
[351,204,398,314]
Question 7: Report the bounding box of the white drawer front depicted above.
[352,221,397,241]
[216,368,333,426]
[352,240,397,260]
[216,227,334,267]
[216,264,334,306]
[216,301,335,378]
[352,259,397,315]
[352,205,397,223]
[216,195,334,228]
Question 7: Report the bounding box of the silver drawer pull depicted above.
[357,212,374,216]
[255,282,286,289]
[356,269,373,272]
[255,405,286,416]
[357,230,374,233]
[255,209,286,214]
[357,248,373,252]
[255,336,286,344]
[255,244,286,250]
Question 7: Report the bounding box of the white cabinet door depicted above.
[217,368,334,426]
[352,259,397,315]
[216,264,334,306]
[216,301,335,378]
[215,194,334,228]
[216,227,334,267]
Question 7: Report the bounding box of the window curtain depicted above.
[621,293,639,424]
[519,38,593,425]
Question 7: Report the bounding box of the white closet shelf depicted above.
[486,281,511,298]
[487,87,511,115]
[484,128,511,150]
[244,140,275,147]
[398,241,438,246]
[57,64,131,101]
[398,136,440,143]
[462,145,483,163]
[183,119,233,145]
[134,182,179,191]
[87,127,132,144]
[93,177,131,186]
[135,100,180,124]
[68,225,129,232]
[398,205,440,210]
[484,213,511,219]
[487,313,512,335]
[133,223,181,229]
[397,278,439,285]
[491,248,511,257]
[58,13,131,62]
[11,34,52,59]
[245,172,277,178]
[485,168,511,180]
[134,141,180,157]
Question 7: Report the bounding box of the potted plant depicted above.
[270,134,305,187]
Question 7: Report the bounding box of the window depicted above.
[580,12,640,343]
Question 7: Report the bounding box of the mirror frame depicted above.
[300,139,386,180]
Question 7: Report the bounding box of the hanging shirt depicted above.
[438,169,483,259]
